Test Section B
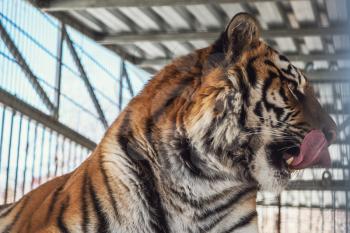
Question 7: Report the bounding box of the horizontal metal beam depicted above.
[37,0,313,11]
[257,203,348,210]
[307,69,350,83]
[0,88,96,150]
[286,180,350,191]
[49,11,100,39]
[139,54,350,68]
[98,27,349,45]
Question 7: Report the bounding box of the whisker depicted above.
[277,145,299,152]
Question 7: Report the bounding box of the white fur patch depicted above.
[251,147,288,193]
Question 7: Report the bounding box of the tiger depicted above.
[0,13,337,233]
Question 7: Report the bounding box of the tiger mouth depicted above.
[282,146,300,167]
[271,130,332,171]
[268,142,300,174]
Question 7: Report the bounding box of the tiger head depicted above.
[175,13,337,192]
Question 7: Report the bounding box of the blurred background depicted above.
[0,0,349,232]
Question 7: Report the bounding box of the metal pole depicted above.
[13,114,23,201]
[118,60,124,112]
[30,122,38,190]
[54,134,59,177]
[122,61,134,97]
[22,118,31,196]
[38,127,46,185]
[277,195,281,233]
[4,110,15,204]
[0,107,6,189]
[54,22,64,119]
[63,26,108,129]
[47,130,53,180]
[346,144,350,233]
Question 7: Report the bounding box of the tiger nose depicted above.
[319,108,337,145]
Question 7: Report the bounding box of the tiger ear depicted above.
[224,13,261,61]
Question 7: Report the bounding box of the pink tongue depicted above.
[290,130,331,169]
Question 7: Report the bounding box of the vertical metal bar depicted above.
[38,127,45,185]
[298,202,301,233]
[4,110,15,204]
[54,133,59,177]
[261,205,264,233]
[285,204,288,233]
[61,137,66,173]
[63,139,68,173]
[13,114,23,202]
[341,146,347,233]
[346,80,350,233]
[0,106,6,186]
[310,191,313,232]
[330,82,337,232]
[47,129,53,180]
[73,142,79,168]
[22,119,31,196]
[67,140,72,171]
[54,23,64,119]
[63,27,108,129]
[60,137,66,174]
[30,122,38,190]
[262,206,266,233]
[346,144,349,233]
[277,195,281,233]
[333,191,336,233]
[119,62,124,112]
[79,145,84,164]
[346,191,349,233]
[321,190,324,233]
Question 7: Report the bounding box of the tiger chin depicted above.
[0,13,337,233]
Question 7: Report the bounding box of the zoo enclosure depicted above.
[0,0,350,232]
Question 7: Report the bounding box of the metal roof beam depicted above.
[98,27,349,44]
[37,0,314,11]
[63,27,109,129]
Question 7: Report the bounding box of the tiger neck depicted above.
[151,132,259,232]
[157,162,259,232]
[102,109,259,232]
[101,130,259,231]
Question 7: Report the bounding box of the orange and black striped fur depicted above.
[0,13,336,233]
